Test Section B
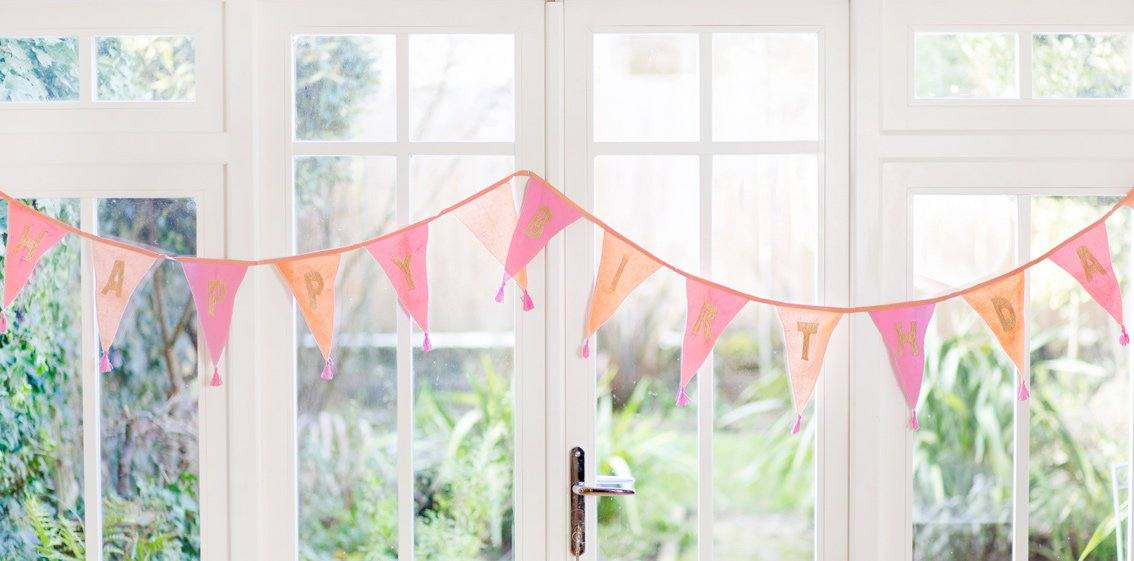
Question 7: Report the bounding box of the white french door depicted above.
[555,1,849,560]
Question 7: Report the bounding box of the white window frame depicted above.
[254,3,547,561]
[0,163,230,561]
[554,1,850,560]
[0,2,224,133]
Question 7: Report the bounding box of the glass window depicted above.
[594,34,700,142]
[1029,196,1130,561]
[0,37,80,102]
[1033,33,1133,99]
[98,198,200,559]
[914,33,1019,99]
[95,36,196,102]
[294,156,399,561]
[409,35,515,142]
[294,35,396,142]
[712,34,819,141]
[911,194,1017,561]
[0,199,83,559]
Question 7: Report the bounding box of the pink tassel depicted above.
[0,309,8,334]
[521,290,535,311]
[494,276,507,303]
[676,389,690,408]
[99,350,112,373]
[422,332,433,353]
[1121,325,1130,346]
[1017,379,1031,401]
[791,414,803,434]
[210,367,223,387]
[909,409,920,430]
[581,338,590,358]
[320,358,335,381]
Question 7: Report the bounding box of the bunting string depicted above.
[3,170,1132,430]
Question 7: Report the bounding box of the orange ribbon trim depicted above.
[3,170,1131,314]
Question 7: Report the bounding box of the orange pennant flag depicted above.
[276,253,341,380]
[581,231,661,357]
[92,240,160,372]
[775,306,842,433]
[452,182,529,297]
[963,271,1029,400]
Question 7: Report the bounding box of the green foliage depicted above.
[0,38,80,102]
[1033,34,1131,99]
[95,36,196,101]
[294,36,385,139]
[915,33,1017,98]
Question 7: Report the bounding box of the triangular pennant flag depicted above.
[182,260,247,387]
[775,306,843,433]
[276,253,341,380]
[366,223,432,351]
[2,202,69,332]
[677,277,747,407]
[581,231,662,358]
[502,177,582,311]
[1049,222,1128,345]
[963,272,1030,400]
[453,182,530,298]
[869,303,935,430]
[92,240,160,372]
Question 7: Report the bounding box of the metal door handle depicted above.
[571,482,636,497]
[570,447,635,556]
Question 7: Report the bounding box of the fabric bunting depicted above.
[870,303,935,430]
[2,202,69,332]
[366,223,432,351]
[963,271,1029,400]
[677,278,747,407]
[502,177,582,311]
[1048,222,1128,345]
[581,231,662,358]
[775,306,842,433]
[452,180,530,301]
[182,260,247,387]
[92,240,160,372]
[276,254,341,380]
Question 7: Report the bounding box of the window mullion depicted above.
[79,197,103,560]
[697,29,714,561]
[395,31,416,561]
[1011,195,1032,561]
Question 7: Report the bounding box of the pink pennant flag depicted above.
[2,202,69,332]
[870,303,935,430]
[452,181,531,301]
[182,260,248,387]
[366,223,432,351]
[92,240,160,372]
[775,306,843,433]
[1049,222,1128,345]
[580,231,662,358]
[502,177,582,311]
[276,254,341,380]
[678,278,748,407]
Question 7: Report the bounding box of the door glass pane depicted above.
[911,194,1017,561]
[914,33,1019,99]
[95,36,196,102]
[294,155,399,560]
[712,34,819,142]
[711,155,818,561]
[98,198,199,559]
[294,35,397,142]
[1029,196,1130,561]
[0,37,80,102]
[409,34,515,142]
[594,155,699,561]
[0,199,83,558]
[411,157,517,561]
[1033,33,1133,99]
[594,34,699,142]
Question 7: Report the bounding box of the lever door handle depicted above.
[571,482,636,497]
